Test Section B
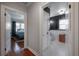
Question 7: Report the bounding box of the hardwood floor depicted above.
[6,38,35,56]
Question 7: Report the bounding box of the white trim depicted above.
[39,2,51,56]
[1,4,24,14]
[72,3,79,56]
[41,2,50,8]
[1,4,27,56]
[27,47,40,56]
[67,3,79,56]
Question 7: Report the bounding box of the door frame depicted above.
[1,5,27,56]
[5,9,12,53]
[39,2,79,56]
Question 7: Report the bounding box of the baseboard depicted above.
[27,47,39,56]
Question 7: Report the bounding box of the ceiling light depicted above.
[58,9,65,15]
[58,8,69,15]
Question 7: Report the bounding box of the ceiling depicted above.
[8,10,24,23]
[23,2,32,6]
[47,2,69,17]
[7,2,32,23]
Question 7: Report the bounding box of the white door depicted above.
[5,10,11,53]
[42,11,50,51]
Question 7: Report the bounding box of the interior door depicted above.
[5,10,11,53]
[42,10,50,51]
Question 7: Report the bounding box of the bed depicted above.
[16,29,24,40]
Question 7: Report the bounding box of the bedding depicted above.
[16,29,24,40]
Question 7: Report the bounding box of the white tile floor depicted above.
[42,40,68,56]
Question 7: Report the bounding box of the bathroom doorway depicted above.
[41,2,70,56]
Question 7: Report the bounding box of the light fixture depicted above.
[58,8,69,15]
[58,9,65,15]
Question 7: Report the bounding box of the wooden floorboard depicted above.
[6,37,35,56]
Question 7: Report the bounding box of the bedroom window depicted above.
[21,23,24,29]
[16,23,24,32]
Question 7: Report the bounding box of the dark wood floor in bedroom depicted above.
[6,37,35,56]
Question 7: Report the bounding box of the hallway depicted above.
[0,2,78,56]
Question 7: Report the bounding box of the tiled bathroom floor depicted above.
[42,40,68,56]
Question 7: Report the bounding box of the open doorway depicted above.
[41,2,70,56]
[5,9,25,55]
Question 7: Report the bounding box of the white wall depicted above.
[27,3,40,55]
[0,2,27,55]
[0,3,1,55]
[27,2,47,55]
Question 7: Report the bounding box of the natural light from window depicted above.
[59,19,69,30]
[16,23,24,32]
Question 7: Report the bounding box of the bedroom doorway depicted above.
[5,8,25,55]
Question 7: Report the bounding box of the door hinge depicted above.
[69,4,71,9]
[5,48,6,51]
[4,13,6,16]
